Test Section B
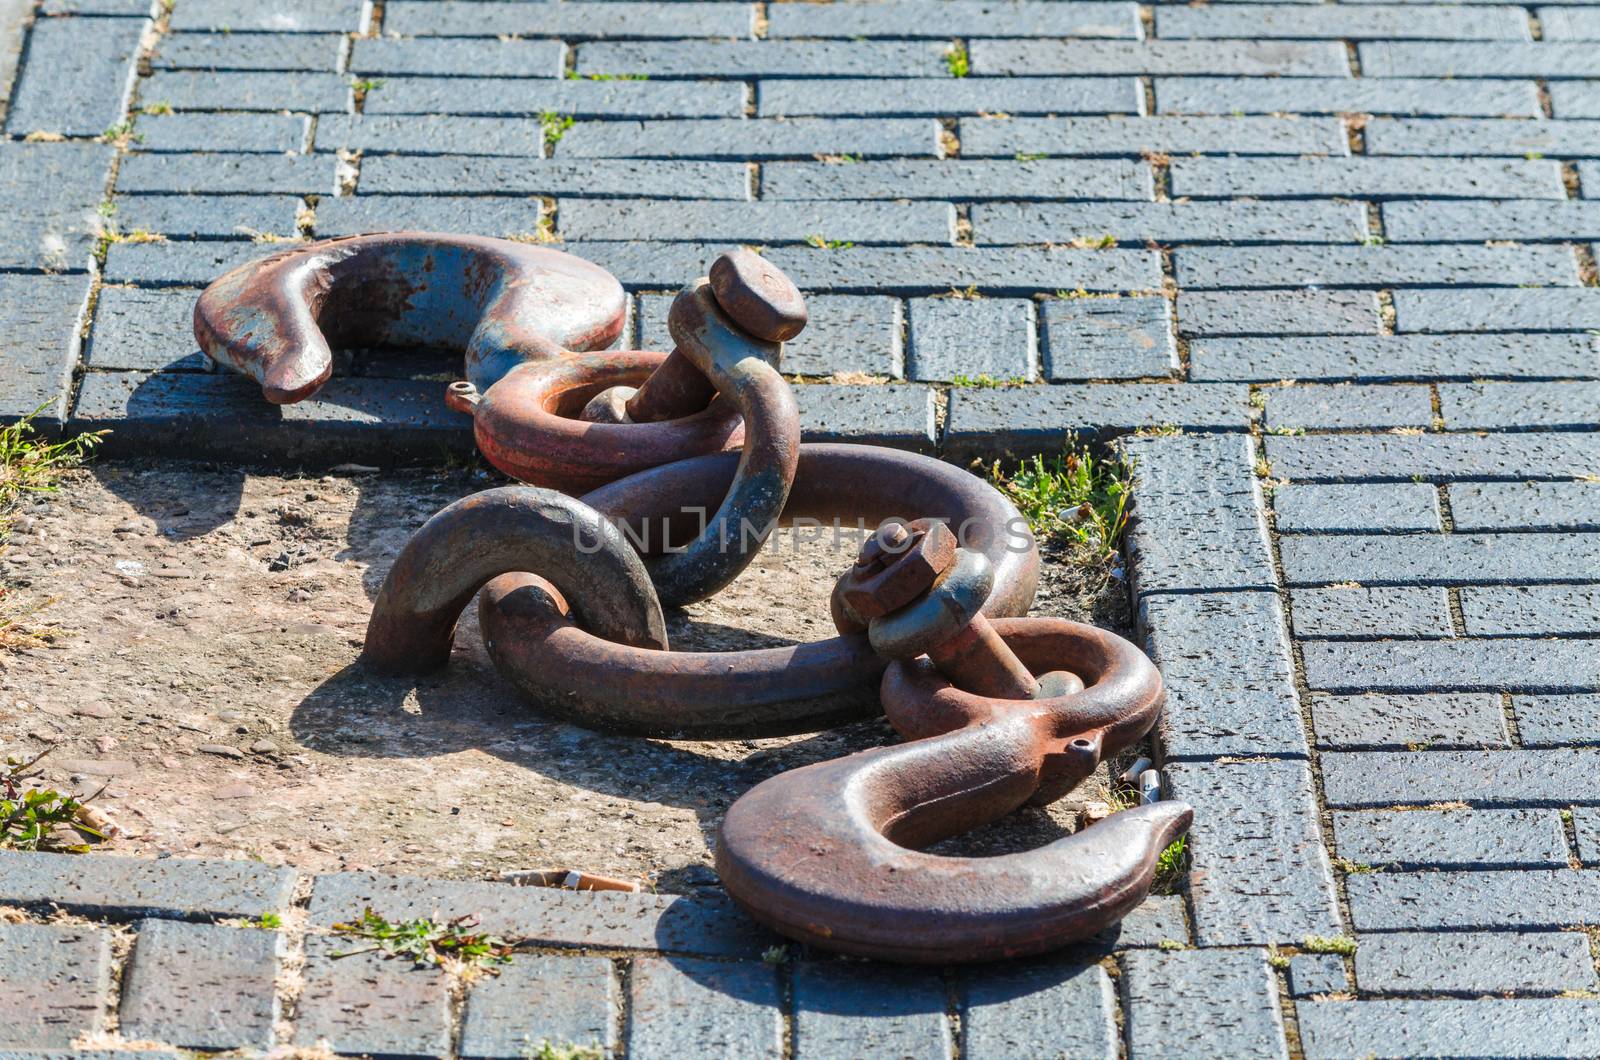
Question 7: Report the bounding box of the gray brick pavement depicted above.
[5,2,1600,1053]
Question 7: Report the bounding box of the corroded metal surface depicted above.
[194,233,625,404]
[716,617,1192,963]
[199,234,1181,963]
[473,444,1039,737]
[362,485,666,674]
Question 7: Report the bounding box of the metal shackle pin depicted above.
[587,248,808,425]
[833,523,1040,701]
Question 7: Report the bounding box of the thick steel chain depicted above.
[196,236,1189,964]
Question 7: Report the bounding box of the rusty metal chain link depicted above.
[195,234,1191,964]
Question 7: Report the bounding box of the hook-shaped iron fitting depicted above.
[715,618,1189,962]
[362,485,666,674]
[194,233,626,404]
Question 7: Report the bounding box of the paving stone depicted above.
[1119,435,1278,596]
[556,117,939,160]
[307,871,774,959]
[1334,809,1566,871]
[768,1,1140,38]
[1443,381,1600,429]
[1264,432,1600,481]
[1178,291,1381,338]
[958,115,1348,158]
[1388,195,1600,243]
[1041,296,1176,381]
[1121,949,1288,1059]
[118,921,280,1050]
[100,241,273,286]
[758,76,1143,118]
[40,0,152,12]
[1281,532,1600,587]
[1139,593,1306,760]
[627,957,782,1059]
[1543,7,1600,39]
[1577,808,1600,863]
[169,0,366,32]
[906,298,1035,382]
[364,77,745,118]
[1306,638,1600,693]
[1325,748,1600,807]
[1460,585,1600,635]
[1451,481,1600,531]
[294,935,452,1057]
[1360,41,1600,78]
[792,963,952,1060]
[1396,288,1600,332]
[1368,119,1600,158]
[1177,244,1576,290]
[1157,76,1541,117]
[958,963,1117,1060]
[1170,158,1564,201]
[1292,587,1454,639]
[1192,334,1600,383]
[1345,869,1600,932]
[974,39,1348,76]
[0,274,93,424]
[71,372,478,465]
[136,113,308,154]
[117,153,334,196]
[313,195,543,239]
[1072,894,1190,954]
[974,202,1363,248]
[1265,384,1433,431]
[358,157,749,199]
[762,159,1150,202]
[1164,762,1339,946]
[1287,955,1347,999]
[137,71,351,113]
[561,199,954,247]
[1302,998,1600,1058]
[86,287,208,372]
[0,142,115,272]
[1311,693,1509,749]
[794,385,937,451]
[579,244,1159,295]
[459,955,617,1060]
[1157,3,1530,39]
[387,1,751,39]
[945,384,1248,460]
[1551,80,1600,118]
[1273,484,1442,534]
[317,115,547,157]
[150,32,344,73]
[577,41,953,79]
[0,850,294,919]
[1580,158,1600,195]
[5,17,142,136]
[1515,693,1600,745]
[637,293,903,378]
[1359,930,1597,996]
[112,195,300,241]
[350,37,566,78]
[0,924,111,1049]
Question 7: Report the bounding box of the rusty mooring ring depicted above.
[194,233,625,404]
[469,444,1038,736]
[714,619,1191,963]
[458,351,746,494]
[362,485,667,675]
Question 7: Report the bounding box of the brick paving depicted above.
[0,0,1598,1055]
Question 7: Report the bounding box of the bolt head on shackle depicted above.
[832,518,958,629]
[709,248,808,343]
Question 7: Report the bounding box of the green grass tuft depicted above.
[944,40,970,77]
[988,439,1133,569]
[331,908,516,970]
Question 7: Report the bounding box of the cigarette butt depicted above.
[1119,757,1154,786]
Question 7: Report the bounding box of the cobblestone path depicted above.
[2,0,1600,1056]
